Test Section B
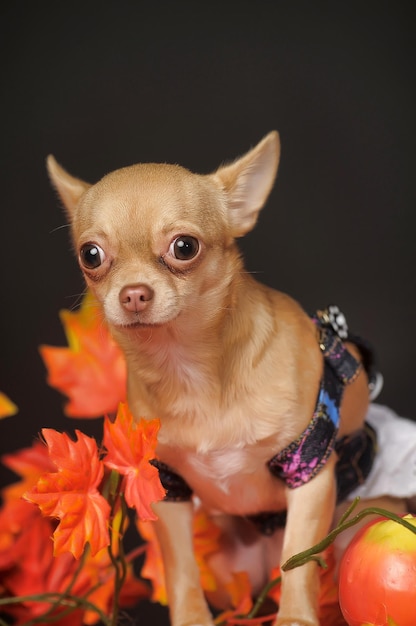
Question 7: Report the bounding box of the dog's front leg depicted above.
[152,499,214,626]
[276,455,337,626]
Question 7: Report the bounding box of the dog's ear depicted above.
[213,131,280,237]
[46,155,91,217]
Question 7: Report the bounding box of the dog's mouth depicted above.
[113,312,180,330]
[118,320,164,330]
[107,316,162,330]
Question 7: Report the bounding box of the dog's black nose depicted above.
[119,284,154,312]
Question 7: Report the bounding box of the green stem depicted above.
[336,497,359,527]
[29,581,108,626]
[21,545,92,626]
[282,500,416,572]
[65,543,90,596]
[246,575,281,619]
[0,593,111,626]
[107,490,128,626]
[0,542,112,626]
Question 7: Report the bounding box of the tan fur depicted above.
[47,132,374,626]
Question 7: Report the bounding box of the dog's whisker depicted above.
[63,292,89,312]
[240,269,264,276]
[49,223,71,234]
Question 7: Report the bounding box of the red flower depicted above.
[39,291,126,418]
[103,403,166,520]
[24,429,110,558]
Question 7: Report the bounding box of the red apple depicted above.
[338,513,416,626]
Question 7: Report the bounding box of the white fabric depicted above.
[347,403,416,501]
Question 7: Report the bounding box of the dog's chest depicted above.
[157,439,288,515]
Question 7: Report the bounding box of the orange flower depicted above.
[24,429,110,558]
[0,391,17,419]
[39,291,127,418]
[103,403,166,520]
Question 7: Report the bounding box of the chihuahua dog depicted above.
[46,132,399,626]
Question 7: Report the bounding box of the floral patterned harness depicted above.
[152,306,379,535]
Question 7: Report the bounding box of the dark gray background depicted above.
[0,2,414,624]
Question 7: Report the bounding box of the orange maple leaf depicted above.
[213,571,254,625]
[1,439,56,503]
[1,436,149,624]
[192,507,222,592]
[0,441,58,568]
[0,503,148,626]
[316,546,347,626]
[0,510,86,626]
[39,291,127,418]
[136,518,167,605]
[225,571,253,615]
[103,403,166,520]
[24,428,110,559]
[0,391,17,419]
[0,498,41,569]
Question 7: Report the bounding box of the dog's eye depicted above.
[79,243,105,269]
[171,236,199,260]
